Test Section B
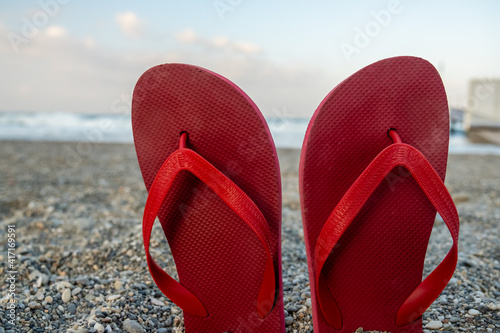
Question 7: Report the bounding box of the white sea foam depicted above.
[0,111,133,143]
[1,111,499,155]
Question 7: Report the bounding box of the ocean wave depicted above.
[1,111,499,155]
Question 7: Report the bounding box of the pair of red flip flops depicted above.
[132,56,459,333]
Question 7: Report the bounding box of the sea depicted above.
[1,111,500,155]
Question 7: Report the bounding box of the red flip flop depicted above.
[299,56,459,332]
[132,64,284,332]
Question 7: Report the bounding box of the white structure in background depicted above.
[465,79,500,129]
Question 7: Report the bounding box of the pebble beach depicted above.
[0,141,499,333]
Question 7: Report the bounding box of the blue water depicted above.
[1,111,499,155]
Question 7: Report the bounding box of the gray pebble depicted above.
[28,301,41,309]
[123,319,145,333]
[72,287,82,296]
[68,303,77,314]
[478,304,489,313]
[76,277,90,286]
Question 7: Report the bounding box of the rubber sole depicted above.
[299,56,449,332]
[132,64,284,332]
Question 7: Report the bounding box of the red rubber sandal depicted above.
[132,64,285,332]
[299,56,459,332]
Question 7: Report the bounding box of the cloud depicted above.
[0,24,332,117]
[83,37,96,49]
[212,36,228,47]
[175,29,261,55]
[175,29,196,43]
[115,11,144,38]
[18,84,32,95]
[0,25,154,114]
[233,41,260,54]
[44,25,68,38]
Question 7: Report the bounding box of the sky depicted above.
[1,0,499,117]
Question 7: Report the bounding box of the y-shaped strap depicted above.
[315,133,459,329]
[143,133,276,318]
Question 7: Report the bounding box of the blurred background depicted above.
[1,0,500,149]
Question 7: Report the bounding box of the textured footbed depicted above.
[132,64,284,332]
[299,57,449,333]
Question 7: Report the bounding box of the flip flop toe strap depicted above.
[142,134,276,318]
[314,141,459,329]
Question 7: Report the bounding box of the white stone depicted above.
[56,281,74,292]
[94,323,105,333]
[106,294,121,301]
[468,309,480,316]
[62,288,71,303]
[114,280,123,290]
[150,297,165,306]
[487,302,498,310]
[425,320,443,329]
